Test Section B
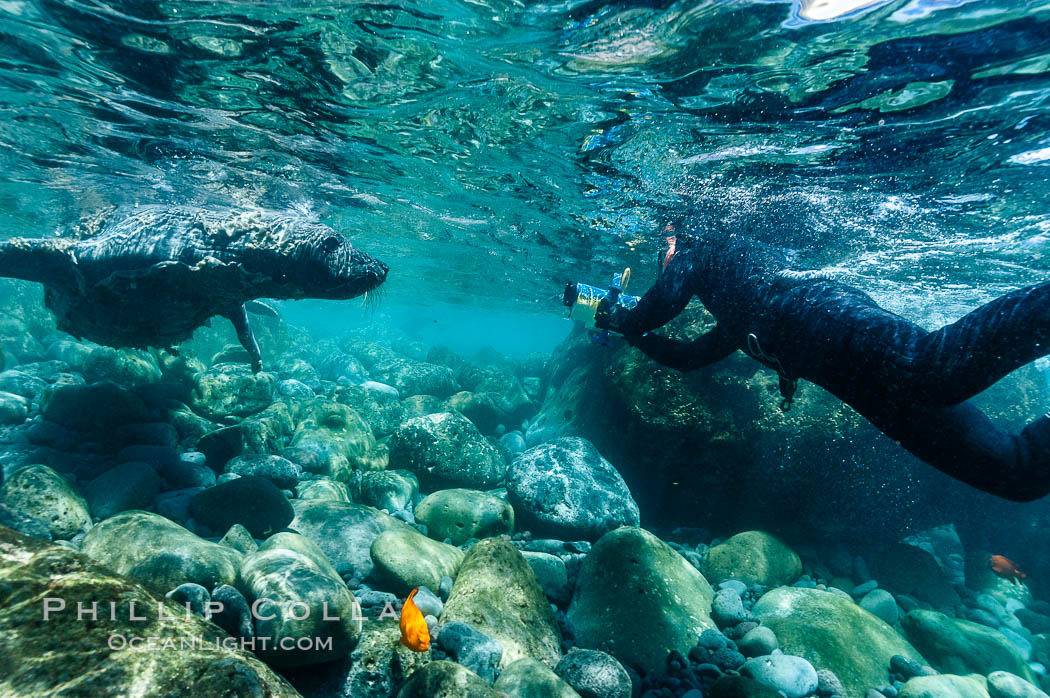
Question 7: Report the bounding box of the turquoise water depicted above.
[2,1,1050,697]
[1,0,1049,315]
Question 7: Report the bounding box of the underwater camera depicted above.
[562,268,639,331]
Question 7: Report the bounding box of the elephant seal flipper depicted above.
[227,304,263,373]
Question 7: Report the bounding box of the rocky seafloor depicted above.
[0,283,1049,698]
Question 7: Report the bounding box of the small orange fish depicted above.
[399,587,430,651]
[990,555,1027,585]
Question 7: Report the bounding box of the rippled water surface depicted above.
[1,0,1049,323]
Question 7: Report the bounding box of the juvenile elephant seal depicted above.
[0,206,388,371]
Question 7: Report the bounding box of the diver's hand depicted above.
[595,296,631,334]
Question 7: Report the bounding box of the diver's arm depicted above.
[600,253,694,336]
[627,324,737,370]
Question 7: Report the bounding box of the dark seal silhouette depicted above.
[0,206,388,371]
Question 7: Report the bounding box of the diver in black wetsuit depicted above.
[595,229,1050,502]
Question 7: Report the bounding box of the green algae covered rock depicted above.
[445,390,502,434]
[397,660,499,697]
[292,400,377,481]
[83,346,161,388]
[388,412,506,490]
[753,587,926,698]
[370,527,464,596]
[440,537,561,669]
[709,675,787,698]
[195,401,295,467]
[414,488,514,545]
[988,672,1049,698]
[0,525,298,697]
[567,526,715,676]
[702,530,802,587]
[297,478,353,503]
[1,464,91,540]
[236,532,360,667]
[494,657,582,697]
[901,610,1036,683]
[898,674,990,698]
[80,510,242,593]
[191,363,275,420]
[359,469,418,512]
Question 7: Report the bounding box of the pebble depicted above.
[860,589,899,625]
[555,648,632,698]
[970,608,1001,627]
[412,586,443,618]
[439,575,454,600]
[986,671,1050,698]
[210,584,253,638]
[710,647,745,671]
[435,620,503,683]
[889,655,934,680]
[741,651,818,698]
[852,580,878,597]
[719,580,748,595]
[356,589,398,617]
[165,583,210,616]
[699,629,728,651]
[739,625,779,657]
[816,669,845,697]
[1000,626,1033,661]
[712,588,754,627]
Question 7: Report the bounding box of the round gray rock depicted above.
[506,437,639,541]
[555,648,632,698]
[84,462,161,520]
[388,412,506,490]
[739,625,780,658]
[860,589,900,626]
[225,455,302,490]
[741,651,819,698]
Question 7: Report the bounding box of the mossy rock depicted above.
[1,464,91,540]
[0,525,298,697]
[494,657,582,697]
[440,538,561,669]
[80,510,242,593]
[567,526,715,676]
[359,470,418,512]
[236,532,360,667]
[754,587,926,698]
[291,400,377,481]
[388,412,506,490]
[370,528,464,596]
[297,479,353,503]
[702,530,802,587]
[396,660,499,697]
[190,364,275,420]
[898,674,990,698]
[445,390,501,434]
[83,346,161,387]
[414,488,514,546]
[901,610,1036,683]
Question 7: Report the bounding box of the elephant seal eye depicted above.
[322,236,341,253]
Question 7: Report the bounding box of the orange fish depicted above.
[989,555,1027,585]
[399,587,430,651]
